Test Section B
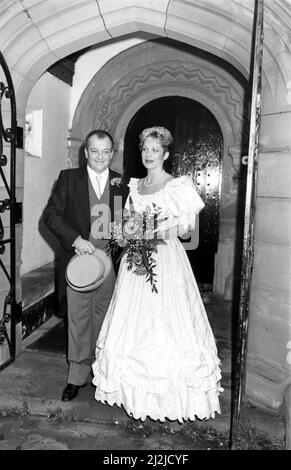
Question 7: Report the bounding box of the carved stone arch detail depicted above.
[71,40,247,169]
[93,60,244,135]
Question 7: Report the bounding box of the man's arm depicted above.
[43,170,80,251]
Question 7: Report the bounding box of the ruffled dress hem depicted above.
[92,361,224,423]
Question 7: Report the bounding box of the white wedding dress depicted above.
[92,176,223,422]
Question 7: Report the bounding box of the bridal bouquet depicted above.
[107,196,167,293]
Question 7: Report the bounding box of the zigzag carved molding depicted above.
[93,61,244,134]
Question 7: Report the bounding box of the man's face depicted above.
[85,135,113,174]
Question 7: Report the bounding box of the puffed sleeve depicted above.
[160,175,205,232]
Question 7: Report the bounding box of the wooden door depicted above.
[172,99,222,285]
[124,96,223,286]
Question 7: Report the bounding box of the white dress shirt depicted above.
[72,167,109,248]
[87,166,109,199]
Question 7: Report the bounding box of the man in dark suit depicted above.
[43,130,128,401]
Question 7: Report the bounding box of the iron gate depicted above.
[0,50,22,371]
[230,0,264,447]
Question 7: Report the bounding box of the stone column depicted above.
[67,131,83,168]
[214,145,244,300]
[245,67,291,409]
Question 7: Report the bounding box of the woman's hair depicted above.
[139,126,174,152]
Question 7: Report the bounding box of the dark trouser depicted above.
[66,262,115,386]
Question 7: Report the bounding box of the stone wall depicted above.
[21,72,70,275]
[246,150,291,407]
[245,63,291,407]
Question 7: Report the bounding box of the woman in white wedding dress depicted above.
[92,126,223,422]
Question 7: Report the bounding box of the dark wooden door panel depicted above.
[124,96,223,284]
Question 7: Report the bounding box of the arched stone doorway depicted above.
[124,96,223,285]
[71,38,248,299]
[1,0,290,413]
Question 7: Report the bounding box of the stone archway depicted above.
[71,38,248,298]
[1,0,290,411]
[71,39,247,168]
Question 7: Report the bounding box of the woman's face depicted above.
[141,136,169,171]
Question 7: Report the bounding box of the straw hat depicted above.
[65,248,111,292]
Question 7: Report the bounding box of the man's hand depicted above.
[73,236,95,256]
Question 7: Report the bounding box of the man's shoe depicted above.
[61,383,83,401]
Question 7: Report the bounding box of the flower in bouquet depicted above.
[107,196,167,293]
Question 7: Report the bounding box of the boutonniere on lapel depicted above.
[110,177,123,187]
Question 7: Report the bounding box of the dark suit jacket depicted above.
[43,166,129,301]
